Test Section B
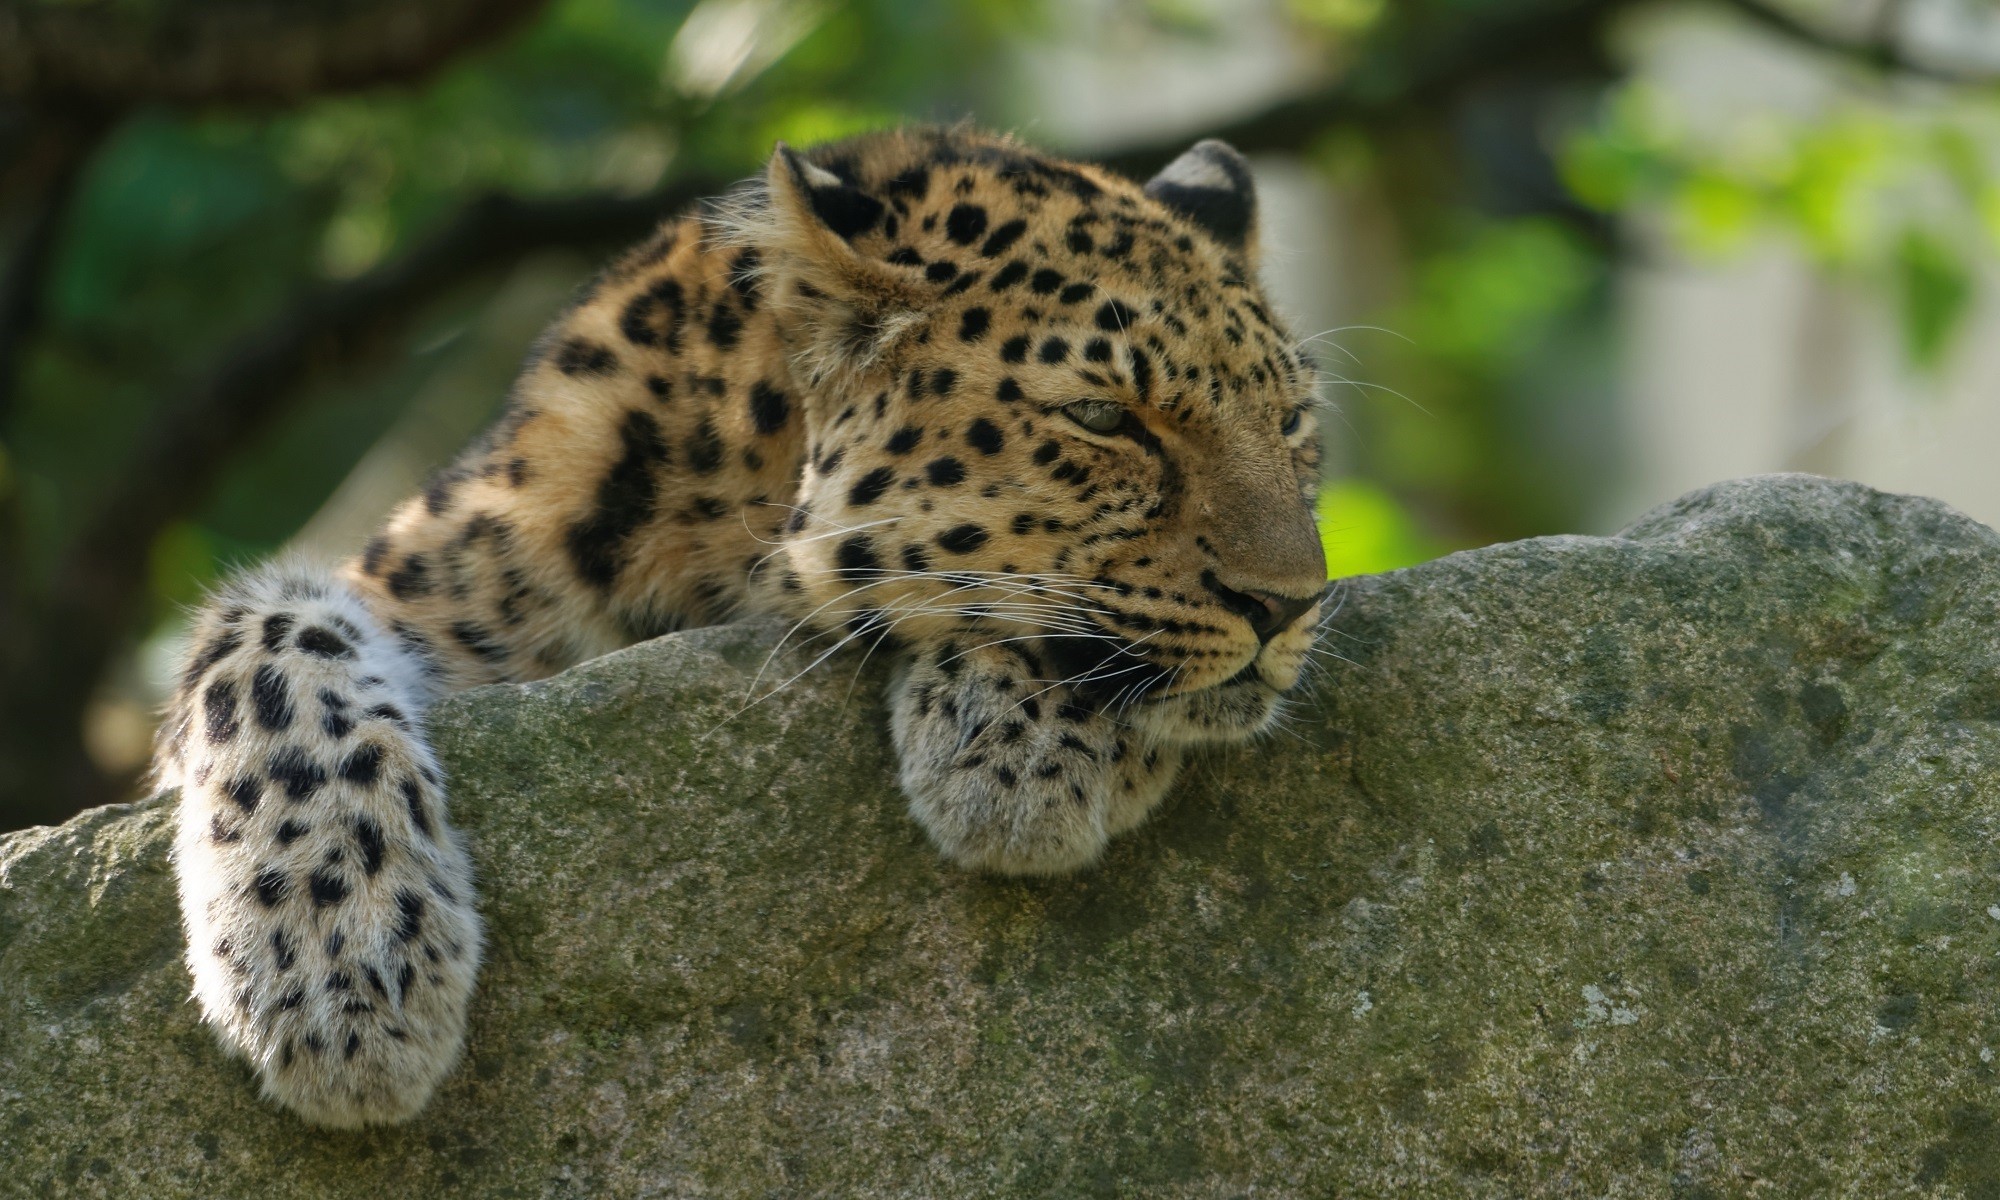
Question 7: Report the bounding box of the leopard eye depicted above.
[1062,399,1128,435]
[1280,407,1305,437]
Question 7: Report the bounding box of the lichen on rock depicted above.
[5,474,2000,1196]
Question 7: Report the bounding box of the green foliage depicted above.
[1316,479,1454,578]
[1338,216,1614,546]
[1564,79,2000,369]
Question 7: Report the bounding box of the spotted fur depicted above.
[156,126,1328,1127]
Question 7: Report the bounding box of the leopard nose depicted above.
[1243,589,1318,643]
[1203,570,1319,643]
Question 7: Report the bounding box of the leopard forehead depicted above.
[790,127,1316,425]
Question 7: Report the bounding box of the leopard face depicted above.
[737,128,1328,744]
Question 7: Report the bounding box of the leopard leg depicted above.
[889,641,1186,875]
[160,564,482,1128]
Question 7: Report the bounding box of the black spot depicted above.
[554,337,619,377]
[887,246,923,267]
[749,382,791,434]
[451,622,506,662]
[926,458,966,486]
[343,1031,362,1060]
[979,219,1027,257]
[182,628,242,690]
[835,535,881,582]
[268,746,325,802]
[1083,338,1113,362]
[297,626,353,659]
[367,703,404,724]
[1000,336,1030,364]
[937,524,989,553]
[620,278,685,349]
[989,261,1028,291]
[1033,440,1061,465]
[1129,346,1154,400]
[706,303,743,350]
[386,555,432,600]
[422,467,464,516]
[261,612,295,652]
[1095,299,1137,331]
[226,776,261,814]
[966,418,1004,455]
[885,426,922,455]
[901,544,932,573]
[945,203,989,245]
[996,377,1024,402]
[994,765,1018,787]
[401,778,433,839]
[252,665,294,731]
[925,261,958,284]
[1066,228,1094,254]
[849,466,896,507]
[1030,268,1064,295]
[685,416,724,474]
[1058,282,1092,305]
[323,709,354,739]
[1038,337,1070,364]
[930,368,958,396]
[339,743,384,786]
[354,817,385,876]
[254,867,288,908]
[360,538,389,576]
[272,929,296,971]
[394,890,426,942]
[646,375,672,401]
[958,308,990,342]
[885,165,930,199]
[566,409,667,589]
[277,819,309,846]
[203,679,239,745]
[309,870,349,907]
[802,179,884,240]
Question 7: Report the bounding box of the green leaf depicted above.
[1894,229,1974,372]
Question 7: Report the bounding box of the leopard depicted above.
[152,125,1330,1129]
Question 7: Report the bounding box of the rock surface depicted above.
[5,474,2000,1197]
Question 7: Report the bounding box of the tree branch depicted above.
[0,0,554,106]
[1716,0,1999,84]
[0,106,112,426]
[1094,0,1627,178]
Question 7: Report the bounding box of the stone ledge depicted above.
[4,474,1999,1196]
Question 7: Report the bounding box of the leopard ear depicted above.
[755,143,923,384]
[1144,139,1258,259]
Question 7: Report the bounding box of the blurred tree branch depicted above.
[1717,0,1998,84]
[0,106,111,425]
[0,0,554,105]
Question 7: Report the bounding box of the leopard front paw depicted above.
[889,644,1182,875]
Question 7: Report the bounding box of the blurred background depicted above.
[3,0,1998,830]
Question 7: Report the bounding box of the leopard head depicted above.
[738,127,1327,742]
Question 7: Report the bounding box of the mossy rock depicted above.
[5,474,2000,1197]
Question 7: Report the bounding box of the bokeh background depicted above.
[4,0,1998,830]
